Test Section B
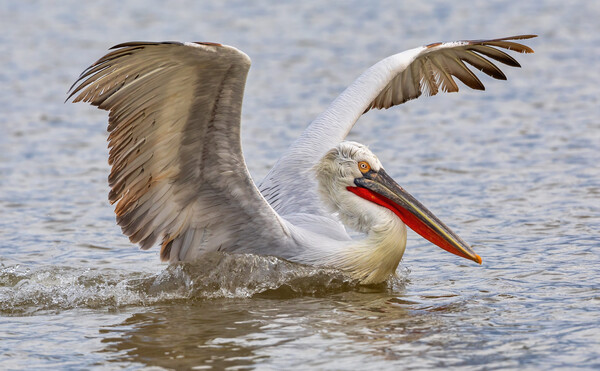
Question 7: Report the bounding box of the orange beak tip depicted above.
[475,254,482,265]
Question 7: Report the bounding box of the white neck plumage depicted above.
[329,207,407,284]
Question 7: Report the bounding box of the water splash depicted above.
[0,252,366,315]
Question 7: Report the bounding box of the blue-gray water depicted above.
[1,0,599,369]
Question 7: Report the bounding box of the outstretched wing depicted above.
[69,42,290,262]
[259,35,536,216]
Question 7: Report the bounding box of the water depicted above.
[1,0,599,369]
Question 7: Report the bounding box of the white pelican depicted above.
[68,35,535,284]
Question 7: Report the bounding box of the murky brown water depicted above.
[1,0,599,369]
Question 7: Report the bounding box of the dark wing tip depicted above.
[468,34,538,54]
[160,236,174,261]
[193,41,223,47]
[109,41,183,49]
[109,41,223,50]
[467,34,538,43]
[507,34,538,40]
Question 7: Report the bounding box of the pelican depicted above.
[68,35,535,284]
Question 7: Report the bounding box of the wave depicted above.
[0,252,382,315]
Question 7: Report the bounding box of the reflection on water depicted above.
[100,302,284,369]
[2,0,600,369]
[95,285,549,370]
[99,293,425,369]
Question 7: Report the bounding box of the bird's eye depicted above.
[358,161,371,173]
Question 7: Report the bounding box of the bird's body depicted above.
[69,35,535,284]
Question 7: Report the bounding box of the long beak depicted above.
[350,169,482,264]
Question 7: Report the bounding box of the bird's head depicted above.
[315,141,482,265]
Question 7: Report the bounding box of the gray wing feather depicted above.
[259,35,536,217]
[69,42,290,261]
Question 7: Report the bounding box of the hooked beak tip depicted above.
[474,254,482,265]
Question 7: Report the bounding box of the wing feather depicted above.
[440,55,485,91]
[459,50,506,80]
[468,45,521,67]
[70,42,290,261]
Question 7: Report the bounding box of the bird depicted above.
[68,35,536,284]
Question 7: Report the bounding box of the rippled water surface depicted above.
[1,0,599,369]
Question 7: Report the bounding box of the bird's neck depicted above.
[332,211,407,284]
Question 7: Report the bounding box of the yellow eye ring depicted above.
[358,161,371,173]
